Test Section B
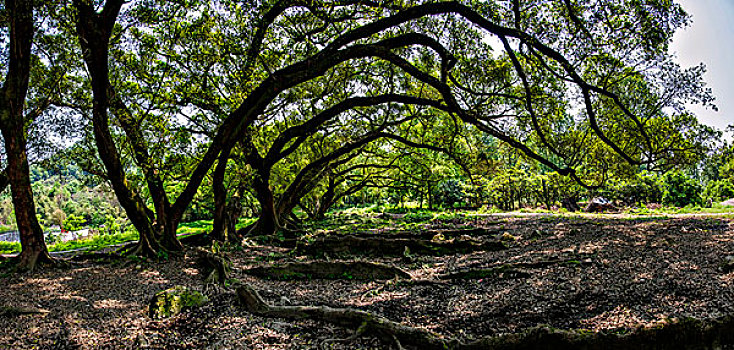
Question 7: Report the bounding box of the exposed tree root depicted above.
[0,305,50,317]
[244,261,411,280]
[460,316,734,350]
[117,240,160,260]
[238,282,734,350]
[247,228,301,248]
[161,235,185,252]
[236,283,454,349]
[439,257,594,281]
[439,265,531,281]
[195,248,231,287]
[295,236,506,257]
[13,250,58,272]
[348,227,502,240]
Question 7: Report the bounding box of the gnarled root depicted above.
[236,283,454,349]
[438,257,593,281]
[117,239,160,260]
[244,261,410,281]
[295,235,506,258]
[236,282,734,350]
[0,305,50,317]
[14,249,57,272]
[237,284,734,350]
[196,248,232,288]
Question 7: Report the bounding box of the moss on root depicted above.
[148,286,208,319]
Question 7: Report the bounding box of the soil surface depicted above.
[0,215,733,349]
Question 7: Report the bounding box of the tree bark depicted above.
[2,129,53,269]
[250,171,280,236]
[0,168,9,193]
[74,0,160,258]
[0,0,53,270]
[109,95,181,251]
[211,149,241,243]
[315,177,337,219]
[211,152,229,242]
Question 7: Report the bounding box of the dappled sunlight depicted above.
[0,216,731,348]
[578,305,652,330]
[182,267,199,276]
[93,298,135,310]
[138,269,170,285]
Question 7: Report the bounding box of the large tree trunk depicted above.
[211,150,241,243]
[250,173,280,236]
[0,168,9,193]
[315,177,337,219]
[212,153,228,241]
[0,0,53,270]
[2,129,53,270]
[109,95,181,251]
[75,1,160,258]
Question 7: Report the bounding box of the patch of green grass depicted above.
[49,229,139,252]
[0,241,21,255]
[1,220,214,255]
[625,203,734,215]
[177,220,212,236]
[234,217,257,231]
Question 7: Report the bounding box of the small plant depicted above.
[62,214,87,232]
[99,215,122,236]
[44,231,62,245]
[501,232,516,241]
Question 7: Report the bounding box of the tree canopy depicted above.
[0,0,723,268]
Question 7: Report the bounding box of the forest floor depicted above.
[0,213,732,349]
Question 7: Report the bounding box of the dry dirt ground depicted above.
[0,215,732,349]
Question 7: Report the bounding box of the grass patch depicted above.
[177,220,213,236]
[0,241,21,255]
[235,217,257,231]
[625,203,734,215]
[49,230,139,252]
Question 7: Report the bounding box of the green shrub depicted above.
[100,215,122,235]
[62,214,86,231]
[703,180,734,203]
[49,229,138,252]
[433,179,466,208]
[0,241,20,254]
[662,171,702,207]
[611,172,663,205]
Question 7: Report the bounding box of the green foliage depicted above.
[608,172,664,205]
[0,241,21,255]
[662,171,703,207]
[62,214,86,232]
[0,164,125,233]
[703,180,734,203]
[44,231,62,246]
[148,286,208,319]
[433,179,467,208]
[100,215,123,236]
[176,220,213,236]
[49,229,138,252]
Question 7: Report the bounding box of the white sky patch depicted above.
[481,33,503,56]
[670,0,734,141]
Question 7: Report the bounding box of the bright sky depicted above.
[670,0,734,141]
